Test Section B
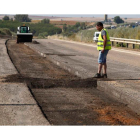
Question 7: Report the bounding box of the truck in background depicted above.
[93,32,100,42]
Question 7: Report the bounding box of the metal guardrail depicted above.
[110,37,140,49]
[110,37,140,44]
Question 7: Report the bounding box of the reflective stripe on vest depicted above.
[98,40,110,42]
[97,44,111,47]
[97,29,111,50]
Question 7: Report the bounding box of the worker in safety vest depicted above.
[93,22,111,78]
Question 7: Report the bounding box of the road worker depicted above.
[93,22,111,78]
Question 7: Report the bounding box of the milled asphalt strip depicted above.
[26,39,140,115]
[5,39,21,74]
[0,39,50,125]
[24,42,82,77]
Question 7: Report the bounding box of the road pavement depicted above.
[25,38,140,115]
[0,39,17,76]
[7,39,140,125]
[0,39,50,125]
[26,39,140,79]
[1,38,140,125]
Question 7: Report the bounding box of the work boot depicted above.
[102,74,107,78]
[93,73,102,78]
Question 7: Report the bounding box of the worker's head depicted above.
[96,22,103,31]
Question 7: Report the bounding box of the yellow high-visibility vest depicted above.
[97,28,111,50]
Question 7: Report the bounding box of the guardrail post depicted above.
[110,37,140,49]
[133,44,135,49]
[126,43,129,48]
[111,41,114,46]
[115,42,118,47]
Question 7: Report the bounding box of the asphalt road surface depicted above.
[5,39,140,125]
[29,39,140,80]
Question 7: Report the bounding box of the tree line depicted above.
[1,15,88,37]
[3,15,31,22]
[62,22,87,36]
[1,15,62,37]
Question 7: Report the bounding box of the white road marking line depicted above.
[51,39,140,56]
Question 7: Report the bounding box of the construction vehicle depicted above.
[17,25,33,43]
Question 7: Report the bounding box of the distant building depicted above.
[104,14,108,22]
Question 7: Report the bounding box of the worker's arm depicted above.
[102,35,107,53]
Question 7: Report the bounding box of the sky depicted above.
[30,14,140,18]
[4,14,140,19]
